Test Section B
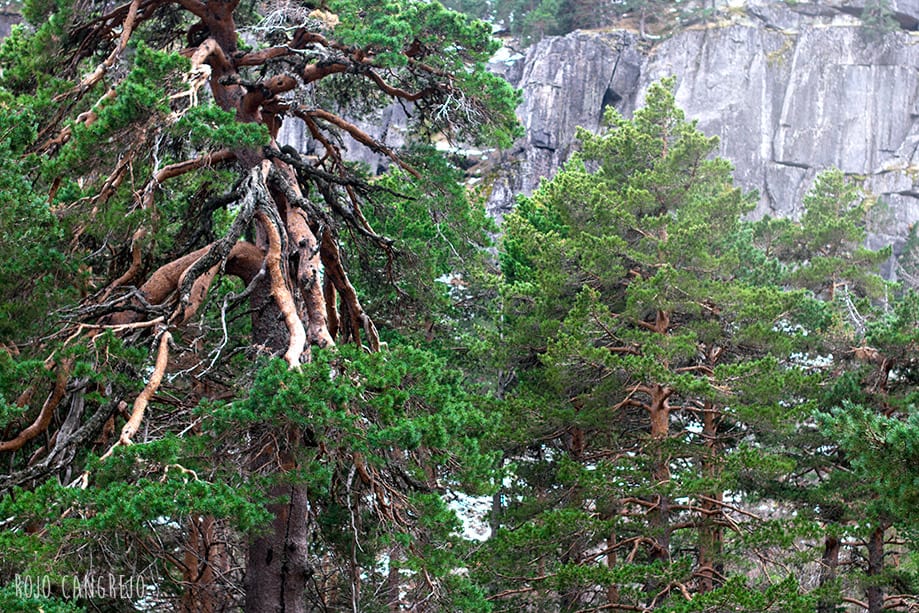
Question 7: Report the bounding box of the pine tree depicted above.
[0,1,519,610]
[750,170,919,613]
[480,79,821,611]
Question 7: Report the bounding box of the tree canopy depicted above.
[0,0,518,610]
[478,80,918,612]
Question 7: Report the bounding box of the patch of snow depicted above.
[446,491,492,542]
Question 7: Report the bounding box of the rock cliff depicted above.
[639,5,919,258]
[479,1,919,265]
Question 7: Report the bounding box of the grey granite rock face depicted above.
[0,11,20,39]
[889,0,919,26]
[483,30,643,218]
[634,17,919,264]
[481,9,919,267]
[277,101,409,175]
[637,23,796,216]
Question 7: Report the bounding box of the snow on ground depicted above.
[446,492,493,542]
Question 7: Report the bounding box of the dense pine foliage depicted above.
[0,2,917,612]
[480,81,918,611]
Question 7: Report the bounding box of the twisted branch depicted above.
[99,329,172,461]
[0,360,72,453]
[257,207,307,368]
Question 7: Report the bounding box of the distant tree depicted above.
[815,291,919,613]
[861,0,899,40]
[752,170,919,613]
[754,169,888,305]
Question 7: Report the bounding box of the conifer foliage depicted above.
[2,2,919,609]
[482,80,919,611]
[0,0,518,610]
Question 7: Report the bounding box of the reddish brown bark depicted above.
[107,241,263,326]
[0,360,71,453]
[256,209,308,368]
[320,232,380,351]
[697,400,723,592]
[817,535,841,613]
[53,0,144,101]
[97,331,172,462]
[302,109,421,179]
[867,525,886,613]
[285,207,333,348]
[648,383,672,563]
[179,515,232,613]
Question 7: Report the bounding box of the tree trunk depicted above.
[697,401,723,592]
[605,518,620,607]
[241,225,316,613]
[179,515,230,613]
[387,548,402,613]
[649,383,672,563]
[186,12,322,612]
[245,482,312,613]
[866,524,885,613]
[6,0,519,608]
[817,534,840,613]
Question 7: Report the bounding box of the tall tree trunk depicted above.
[866,524,886,613]
[649,383,672,563]
[387,547,402,613]
[180,515,230,613]
[605,512,620,608]
[697,400,723,592]
[243,245,315,613]
[192,11,323,611]
[245,481,312,613]
[817,534,841,613]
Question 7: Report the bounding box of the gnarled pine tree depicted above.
[0,0,518,610]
